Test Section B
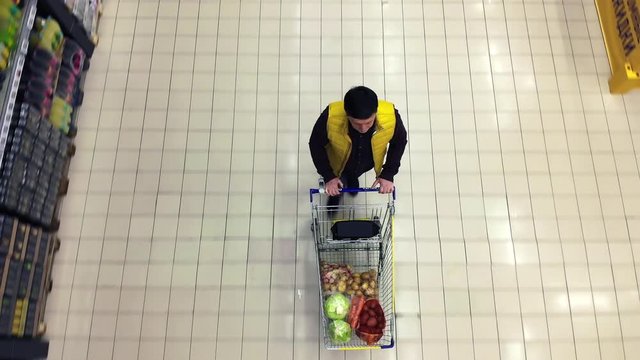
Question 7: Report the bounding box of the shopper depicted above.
[309,86,408,207]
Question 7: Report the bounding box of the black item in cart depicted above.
[330,220,381,240]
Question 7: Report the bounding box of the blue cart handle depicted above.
[309,187,396,202]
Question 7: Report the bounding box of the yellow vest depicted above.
[326,100,396,178]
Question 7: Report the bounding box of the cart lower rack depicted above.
[309,185,396,350]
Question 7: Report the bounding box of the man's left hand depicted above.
[372,178,394,194]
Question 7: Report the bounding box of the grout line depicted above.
[184,0,205,357]
[422,0,450,357]
[441,1,478,359]
[102,0,166,358]
[133,3,180,359]
[500,1,585,359]
[70,0,144,358]
[479,1,532,359]
[265,0,283,357]
[213,0,244,357]
[514,1,568,359]
[291,0,304,356]
[538,0,604,358]
[238,0,264,358]
[57,0,123,357]
[553,1,627,358]
[577,0,640,302]
[398,0,425,358]
[157,1,196,358]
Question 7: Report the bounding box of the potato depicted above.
[362,273,370,281]
[356,290,364,296]
[338,282,347,292]
[351,283,359,291]
[370,280,377,289]
[347,290,355,296]
[330,285,337,292]
[364,288,375,297]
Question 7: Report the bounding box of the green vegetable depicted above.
[328,320,352,343]
[324,293,350,320]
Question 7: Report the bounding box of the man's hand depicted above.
[325,177,343,196]
[372,178,394,194]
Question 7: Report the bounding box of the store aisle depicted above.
[46,0,640,359]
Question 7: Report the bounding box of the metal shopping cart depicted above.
[309,180,396,350]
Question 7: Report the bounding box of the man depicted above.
[309,86,408,207]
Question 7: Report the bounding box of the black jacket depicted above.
[309,106,408,182]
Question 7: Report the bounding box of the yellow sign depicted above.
[596,0,640,93]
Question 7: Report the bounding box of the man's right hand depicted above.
[325,178,343,196]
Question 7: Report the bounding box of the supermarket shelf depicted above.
[0,337,49,359]
[0,0,38,167]
[37,0,95,58]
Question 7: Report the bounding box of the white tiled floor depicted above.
[46,0,640,358]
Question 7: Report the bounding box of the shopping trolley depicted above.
[309,180,396,350]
